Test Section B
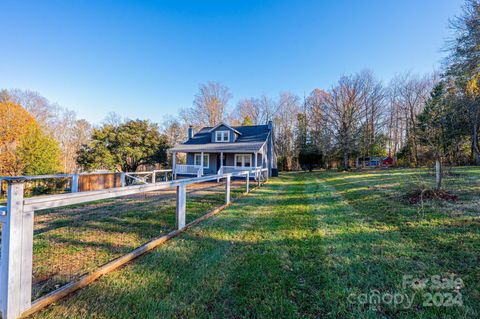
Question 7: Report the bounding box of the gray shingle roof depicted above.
[170,125,270,153]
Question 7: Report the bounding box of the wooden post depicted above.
[120,172,126,187]
[176,184,186,230]
[164,171,168,182]
[225,175,231,204]
[246,172,250,193]
[1,181,34,319]
[71,174,79,193]
[152,171,156,184]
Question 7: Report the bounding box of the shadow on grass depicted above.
[29,171,480,318]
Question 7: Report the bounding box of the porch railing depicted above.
[174,165,202,177]
[217,166,264,180]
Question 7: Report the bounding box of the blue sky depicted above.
[0,0,462,124]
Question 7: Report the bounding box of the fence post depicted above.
[246,172,250,193]
[152,171,156,184]
[71,174,79,193]
[120,172,126,187]
[176,184,186,229]
[164,171,168,182]
[225,175,231,204]
[1,181,34,319]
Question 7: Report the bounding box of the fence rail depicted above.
[0,170,173,196]
[0,167,267,319]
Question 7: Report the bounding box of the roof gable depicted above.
[208,122,242,135]
[170,124,271,152]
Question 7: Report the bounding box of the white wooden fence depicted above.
[0,168,267,319]
[125,169,172,185]
[0,170,173,196]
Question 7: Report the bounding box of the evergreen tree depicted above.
[446,0,480,164]
[241,115,253,126]
[17,125,62,175]
[77,119,170,172]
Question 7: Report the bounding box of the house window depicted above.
[215,130,230,142]
[194,153,209,168]
[234,154,252,167]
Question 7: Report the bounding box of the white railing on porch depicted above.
[174,164,202,177]
[219,166,261,174]
[217,166,264,180]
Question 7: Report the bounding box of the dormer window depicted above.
[215,130,230,142]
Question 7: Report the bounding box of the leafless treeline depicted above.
[174,73,435,170]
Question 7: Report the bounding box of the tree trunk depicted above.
[343,151,349,170]
[473,122,480,165]
[435,155,442,190]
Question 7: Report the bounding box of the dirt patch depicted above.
[404,189,458,205]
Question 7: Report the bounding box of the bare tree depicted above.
[274,92,301,170]
[232,97,261,124]
[231,94,277,125]
[181,82,232,128]
[161,116,187,146]
[306,88,334,165]
[324,74,367,169]
[390,73,434,165]
[103,112,124,127]
[358,70,387,160]
[6,89,56,131]
[386,79,405,156]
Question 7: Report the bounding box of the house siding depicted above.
[185,152,219,175]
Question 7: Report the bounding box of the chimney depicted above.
[188,126,193,139]
[268,120,273,130]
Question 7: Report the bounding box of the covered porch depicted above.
[171,151,266,180]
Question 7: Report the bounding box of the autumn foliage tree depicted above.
[0,100,61,176]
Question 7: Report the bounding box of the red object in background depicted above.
[381,157,394,166]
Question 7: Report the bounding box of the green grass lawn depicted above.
[31,168,480,318]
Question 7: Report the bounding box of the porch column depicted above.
[217,152,224,183]
[254,152,258,180]
[220,152,223,173]
[172,152,176,180]
[200,152,204,176]
[263,150,268,180]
